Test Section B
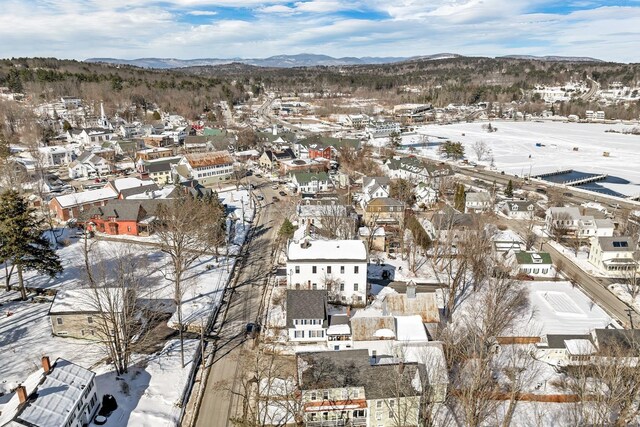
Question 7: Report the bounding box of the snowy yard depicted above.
[0,187,256,424]
[608,283,640,312]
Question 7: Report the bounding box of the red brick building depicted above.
[84,199,167,236]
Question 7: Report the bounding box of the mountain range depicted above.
[85,53,603,69]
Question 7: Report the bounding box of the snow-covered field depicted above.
[404,121,640,196]
[608,283,640,313]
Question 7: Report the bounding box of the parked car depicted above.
[272,196,280,202]
[255,174,262,178]
[272,184,278,190]
[245,323,260,339]
[256,195,264,201]
[278,190,287,196]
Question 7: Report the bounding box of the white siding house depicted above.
[287,239,368,305]
[588,236,639,277]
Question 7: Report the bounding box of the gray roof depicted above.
[286,290,328,328]
[297,350,423,399]
[119,183,160,198]
[596,236,636,252]
[594,329,640,353]
[363,176,391,188]
[431,212,477,231]
[543,334,592,349]
[505,200,536,211]
[146,157,181,173]
[85,199,167,222]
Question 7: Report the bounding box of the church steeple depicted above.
[98,101,112,130]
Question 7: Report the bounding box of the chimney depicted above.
[16,385,28,404]
[42,356,51,373]
[407,281,416,299]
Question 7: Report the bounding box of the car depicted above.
[272,184,278,190]
[254,174,262,178]
[272,196,280,202]
[563,192,574,197]
[256,195,264,201]
[245,323,260,339]
[279,190,287,196]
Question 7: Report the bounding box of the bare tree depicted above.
[472,140,491,162]
[317,204,357,240]
[155,193,225,367]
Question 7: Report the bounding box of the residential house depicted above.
[426,211,478,246]
[84,199,166,236]
[287,239,368,305]
[259,148,295,171]
[136,147,174,162]
[363,198,405,227]
[294,136,360,160]
[588,236,639,276]
[68,151,112,179]
[173,151,234,186]
[297,350,422,427]
[0,357,99,427]
[103,177,158,198]
[37,146,73,166]
[297,203,358,239]
[515,252,555,278]
[415,183,438,207]
[49,288,134,340]
[137,156,182,185]
[492,229,525,253]
[49,187,118,221]
[361,176,391,207]
[502,200,536,220]
[290,171,332,194]
[545,206,582,236]
[109,139,145,157]
[386,157,452,187]
[465,191,492,213]
[142,134,173,148]
[286,290,328,343]
[75,128,116,146]
[345,114,370,128]
[61,96,82,108]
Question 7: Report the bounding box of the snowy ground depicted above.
[403,121,640,196]
[608,283,640,312]
[0,188,256,423]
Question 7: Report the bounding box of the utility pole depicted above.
[626,308,635,329]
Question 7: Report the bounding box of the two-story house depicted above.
[68,151,112,179]
[465,191,492,213]
[297,350,422,427]
[173,151,234,186]
[361,176,391,208]
[502,200,536,220]
[290,171,332,194]
[588,236,639,276]
[287,239,368,305]
[286,290,329,343]
[0,357,99,427]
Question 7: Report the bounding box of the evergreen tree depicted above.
[152,110,162,120]
[0,190,62,299]
[505,180,514,198]
[278,218,296,241]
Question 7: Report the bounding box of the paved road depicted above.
[541,242,639,328]
[194,177,281,427]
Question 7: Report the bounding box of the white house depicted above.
[365,120,401,138]
[502,200,536,220]
[37,146,74,166]
[0,356,99,427]
[588,236,639,277]
[68,151,112,179]
[361,176,391,207]
[173,151,234,186]
[290,171,332,194]
[287,239,368,305]
[465,191,492,213]
[415,183,438,207]
[546,206,581,235]
[286,290,328,343]
[515,252,555,278]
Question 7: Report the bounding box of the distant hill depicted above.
[499,55,604,63]
[86,54,412,69]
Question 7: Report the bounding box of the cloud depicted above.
[0,0,638,62]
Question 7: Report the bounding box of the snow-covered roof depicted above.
[287,239,367,262]
[109,177,156,192]
[373,328,395,338]
[327,324,351,336]
[358,226,385,237]
[49,288,127,314]
[0,359,95,427]
[395,315,428,342]
[564,339,597,355]
[52,187,117,208]
[511,281,615,336]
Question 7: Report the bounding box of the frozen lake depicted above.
[407,121,640,198]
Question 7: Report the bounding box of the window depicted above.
[311,392,317,400]
[354,266,359,274]
[342,389,348,399]
[340,283,345,291]
[312,283,317,290]
[295,266,300,274]
[294,331,305,338]
[354,283,359,292]
[87,316,93,324]
[340,266,345,274]
[57,317,63,325]
[327,266,332,274]
[323,391,329,400]
[309,330,324,338]
[312,266,317,274]
[376,400,383,409]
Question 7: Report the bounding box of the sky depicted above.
[0,0,639,62]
